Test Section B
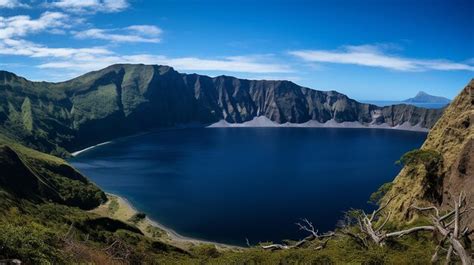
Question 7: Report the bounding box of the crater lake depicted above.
[70,127,426,246]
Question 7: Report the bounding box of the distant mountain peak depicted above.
[415,91,429,96]
[403,91,451,104]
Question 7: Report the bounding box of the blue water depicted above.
[70,128,426,246]
[360,100,448,109]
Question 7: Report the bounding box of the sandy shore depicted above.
[71,141,112,156]
[90,193,241,250]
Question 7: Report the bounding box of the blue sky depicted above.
[0,0,472,100]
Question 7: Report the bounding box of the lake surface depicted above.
[70,128,426,246]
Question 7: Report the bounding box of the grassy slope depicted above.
[0,134,193,264]
[382,79,473,224]
[1,75,470,263]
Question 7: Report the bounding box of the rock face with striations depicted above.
[0,64,444,156]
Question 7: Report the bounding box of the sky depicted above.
[0,0,472,100]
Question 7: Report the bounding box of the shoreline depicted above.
[207,116,429,132]
[71,141,112,156]
[70,118,428,156]
[91,193,242,250]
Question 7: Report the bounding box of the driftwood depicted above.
[262,218,335,251]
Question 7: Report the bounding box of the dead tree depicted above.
[340,197,396,247]
[345,192,472,264]
[262,219,335,251]
[408,192,472,265]
[103,238,132,261]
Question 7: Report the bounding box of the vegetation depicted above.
[369,182,393,205]
[0,76,471,263]
[128,212,147,223]
[396,149,443,172]
[0,136,447,264]
[0,66,443,157]
[107,197,119,214]
[0,134,106,209]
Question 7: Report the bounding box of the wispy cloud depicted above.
[0,38,112,58]
[37,53,293,75]
[48,0,128,13]
[74,25,162,43]
[0,11,70,39]
[289,44,474,72]
[0,0,28,8]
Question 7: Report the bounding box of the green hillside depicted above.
[0,69,470,264]
[0,65,443,157]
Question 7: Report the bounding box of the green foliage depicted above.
[0,138,107,209]
[0,205,64,264]
[369,182,393,205]
[128,212,146,223]
[0,183,439,264]
[107,197,119,214]
[146,225,165,238]
[72,84,120,127]
[20,97,33,132]
[191,244,221,258]
[396,149,442,169]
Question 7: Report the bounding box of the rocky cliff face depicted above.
[382,79,473,225]
[0,64,444,155]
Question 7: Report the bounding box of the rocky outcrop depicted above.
[382,79,473,226]
[0,64,444,156]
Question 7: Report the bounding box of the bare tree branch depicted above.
[262,219,335,251]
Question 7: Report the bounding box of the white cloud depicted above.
[74,25,162,43]
[49,0,128,13]
[37,54,293,75]
[0,38,112,58]
[125,25,162,35]
[0,0,28,8]
[0,12,69,39]
[289,44,474,72]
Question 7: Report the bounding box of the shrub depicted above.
[396,149,442,170]
[192,244,221,258]
[108,198,119,214]
[369,182,393,205]
[128,212,146,223]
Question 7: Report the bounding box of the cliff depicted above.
[382,79,473,225]
[0,64,443,156]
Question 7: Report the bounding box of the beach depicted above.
[89,193,241,251]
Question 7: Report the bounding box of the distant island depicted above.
[403,91,451,104]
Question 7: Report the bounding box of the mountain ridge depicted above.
[0,64,444,156]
